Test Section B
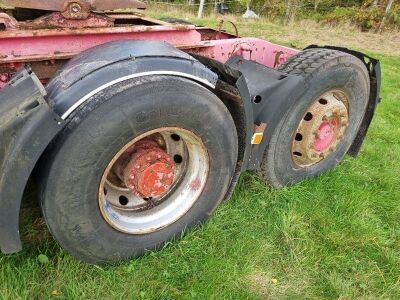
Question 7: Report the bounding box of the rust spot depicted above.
[18,12,114,30]
[121,138,175,198]
[189,178,201,191]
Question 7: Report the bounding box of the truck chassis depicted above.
[0,1,381,263]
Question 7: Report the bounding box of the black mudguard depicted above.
[224,56,307,170]
[0,68,64,254]
[46,40,218,119]
[193,54,308,171]
[220,47,381,170]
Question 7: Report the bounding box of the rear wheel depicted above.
[39,76,237,264]
[258,48,370,188]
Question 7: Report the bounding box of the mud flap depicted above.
[0,67,64,254]
[224,56,307,170]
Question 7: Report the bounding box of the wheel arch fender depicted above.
[46,40,219,119]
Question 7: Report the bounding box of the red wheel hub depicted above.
[313,119,339,152]
[122,139,175,198]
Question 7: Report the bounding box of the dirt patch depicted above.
[246,269,313,298]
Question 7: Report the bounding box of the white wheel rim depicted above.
[98,128,210,234]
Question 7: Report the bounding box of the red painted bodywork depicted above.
[0,13,298,88]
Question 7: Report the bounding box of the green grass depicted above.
[1,12,400,300]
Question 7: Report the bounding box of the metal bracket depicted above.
[226,56,306,170]
[3,0,146,18]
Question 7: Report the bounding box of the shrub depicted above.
[323,6,384,31]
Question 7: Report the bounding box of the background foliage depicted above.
[148,0,400,31]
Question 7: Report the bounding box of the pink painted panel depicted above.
[0,26,203,62]
[0,25,300,87]
[194,38,299,68]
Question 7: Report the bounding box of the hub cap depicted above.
[99,128,209,234]
[292,90,349,167]
[121,139,175,198]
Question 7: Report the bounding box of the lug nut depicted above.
[70,4,81,13]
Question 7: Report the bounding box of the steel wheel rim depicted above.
[291,89,350,167]
[98,127,209,234]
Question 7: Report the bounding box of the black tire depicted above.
[258,48,370,188]
[39,76,237,264]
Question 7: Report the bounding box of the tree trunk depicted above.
[283,0,292,25]
[314,0,320,12]
[377,0,394,33]
[260,0,272,15]
[197,0,205,18]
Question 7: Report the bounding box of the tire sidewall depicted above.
[42,76,237,263]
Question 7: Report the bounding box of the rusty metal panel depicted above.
[0,25,202,64]
[0,12,17,30]
[17,12,114,30]
[3,0,146,11]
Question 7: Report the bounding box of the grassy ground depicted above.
[1,8,399,300]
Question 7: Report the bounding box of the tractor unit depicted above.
[0,0,381,263]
